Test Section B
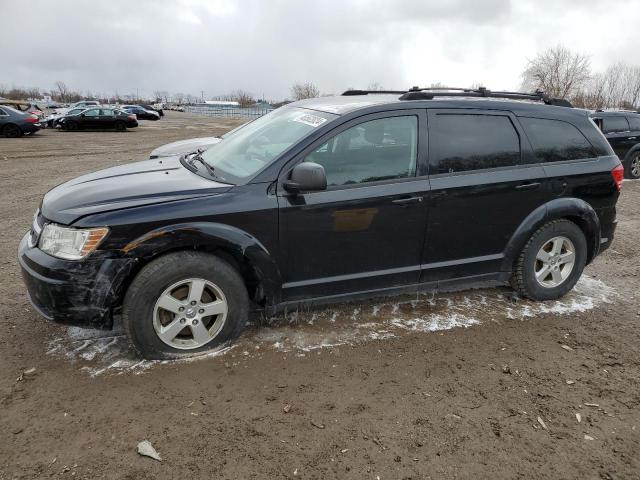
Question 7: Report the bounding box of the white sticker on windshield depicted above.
[294,113,327,128]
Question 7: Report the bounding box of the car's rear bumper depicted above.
[18,233,135,329]
[21,123,41,133]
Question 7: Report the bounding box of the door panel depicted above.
[422,109,550,282]
[277,110,429,301]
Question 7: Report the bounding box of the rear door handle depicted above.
[392,196,423,205]
[515,182,541,191]
[628,136,637,140]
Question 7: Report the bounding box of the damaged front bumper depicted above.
[18,233,136,329]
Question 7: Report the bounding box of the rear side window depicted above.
[429,114,520,174]
[628,115,640,131]
[0,108,6,116]
[602,116,630,133]
[520,117,595,162]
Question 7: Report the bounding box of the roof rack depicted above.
[341,86,573,107]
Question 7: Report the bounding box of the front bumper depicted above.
[18,233,136,329]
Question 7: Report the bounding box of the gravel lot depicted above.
[1,112,639,479]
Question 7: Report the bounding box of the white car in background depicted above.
[148,121,248,158]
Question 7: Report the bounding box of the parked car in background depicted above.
[0,105,41,137]
[45,107,88,128]
[0,100,44,119]
[141,104,163,117]
[59,108,138,131]
[148,121,249,158]
[590,111,640,179]
[19,88,622,359]
[121,105,160,121]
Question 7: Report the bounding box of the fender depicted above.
[120,222,283,306]
[501,197,601,272]
[624,144,640,160]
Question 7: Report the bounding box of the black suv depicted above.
[19,87,622,359]
[590,110,640,179]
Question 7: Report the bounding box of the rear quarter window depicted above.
[520,117,596,162]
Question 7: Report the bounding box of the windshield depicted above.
[199,107,336,183]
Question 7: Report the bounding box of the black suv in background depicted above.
[19,87,622,359]
[590,111,640,179]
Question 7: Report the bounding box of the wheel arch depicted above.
[501,198,601,272]
[111,222,283,311]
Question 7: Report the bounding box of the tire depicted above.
[115,121,126,132]
[3,124,21,138]
[122,251,249,360]
[625,151,640,179]
[64,121,78,131]
[511,219,587,301]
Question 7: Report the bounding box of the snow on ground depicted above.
[45,275,614,376]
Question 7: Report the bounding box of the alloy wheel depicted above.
[631,154,640,179]
[153,278,228,350]
[534,236,576,288]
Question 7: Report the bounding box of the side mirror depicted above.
[283,162,327,194]
[80,113,85,117]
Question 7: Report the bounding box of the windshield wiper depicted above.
[188,150,217,177]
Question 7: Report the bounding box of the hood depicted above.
[149,136,222,158]
[41,156,231,225]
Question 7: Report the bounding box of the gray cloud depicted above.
[1,0,639,100]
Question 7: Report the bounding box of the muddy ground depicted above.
[0,112,638,480]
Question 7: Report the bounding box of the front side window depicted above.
[430,114,520,174]
[520,117,595,162]
[602,116,629,133]
[628,115,640,131]
[84,109,99,117]
[200,107,336,183]
[304,116,418,187]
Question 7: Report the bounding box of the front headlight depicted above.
[39,224,109,260]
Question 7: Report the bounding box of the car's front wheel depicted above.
[3,124,21,138]
[625,151,640,179]
[511,219,587,301]
[122,251,249,359]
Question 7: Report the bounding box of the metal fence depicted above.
[185,105,273,119]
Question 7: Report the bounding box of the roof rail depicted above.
[341,86,573,107]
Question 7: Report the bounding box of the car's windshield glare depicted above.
[200,107,334,183]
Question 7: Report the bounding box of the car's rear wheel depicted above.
[3,124,21,138]
[122,251,249,359]
[625,152,640,179]
[115,121,126,132]
[511,219,587,301]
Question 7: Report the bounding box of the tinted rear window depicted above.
[520,117,595,162]
[430,114,520,174]
[602,116,630,133]
[628,115,640,131]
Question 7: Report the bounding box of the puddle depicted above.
[46,275,614,376]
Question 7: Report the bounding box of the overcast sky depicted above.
[2,0,639,100]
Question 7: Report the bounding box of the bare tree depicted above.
[521,45,591,98]
[291,82,320,100]
[230,89,255,107]
[55,81,70,102]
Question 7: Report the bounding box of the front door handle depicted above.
[628,136,637,140]
[515,182,541,191]
[392,196,423,205]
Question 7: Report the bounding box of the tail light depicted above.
[128,114,137,120]
[611,163,624,192]
[24,115,38,124]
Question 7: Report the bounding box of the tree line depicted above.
[521,45,640,110]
